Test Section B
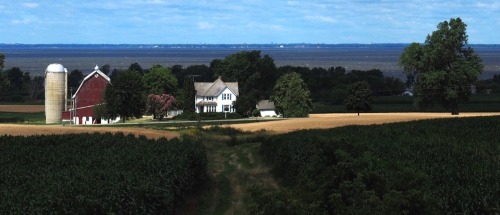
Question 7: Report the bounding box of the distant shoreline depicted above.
[2,43,499,48]
[2,44,499,80]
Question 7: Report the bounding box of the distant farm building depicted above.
[62,66,114,124]
[194,77,238,113]
[256,100,278,117]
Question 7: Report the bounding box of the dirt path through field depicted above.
[0,124,180,139]
[227,112,500,133]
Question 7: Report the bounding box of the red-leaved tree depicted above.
[146,93,176,120]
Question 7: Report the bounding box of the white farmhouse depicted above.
[194,77,239,113]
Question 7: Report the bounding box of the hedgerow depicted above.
[173,112,241,121]
[0,132,207,214]
[256,116,500,214]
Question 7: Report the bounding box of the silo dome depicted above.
[46,63,66,73]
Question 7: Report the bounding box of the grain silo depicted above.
[45,64,67,124]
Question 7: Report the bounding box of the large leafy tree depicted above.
[171,64,213,88]
[344,81,373,116]
[104,70,145,122]
[128,62,144,75]
[28,76,44,99]
[0,53,8,99]
[0,53,4,72]
[399,17,483,115]
[3,67,25,102]
[143,65,178,95]
[68,69,84,95]
[0,73,9,98]
[271,72,312,117]
[211,50,277,115]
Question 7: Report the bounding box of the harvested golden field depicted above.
[1,112,499,139]
[227,112,500,133]
[0,105,44,113]
[0,124,180,139]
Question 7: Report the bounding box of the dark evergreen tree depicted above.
[182,76,196,113]
[101,64,111,75]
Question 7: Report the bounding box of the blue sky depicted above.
[0,0,499,44]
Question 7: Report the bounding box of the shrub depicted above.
[252,109,261,117]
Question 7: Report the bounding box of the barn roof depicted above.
[194,76,239,97]
[72,65,111,99]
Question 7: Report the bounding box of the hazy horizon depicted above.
[3,44,500,80]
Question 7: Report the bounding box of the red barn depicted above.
[62,66,111,124]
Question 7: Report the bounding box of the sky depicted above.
[0,0,499,44]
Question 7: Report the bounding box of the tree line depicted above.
[0,17,493,116]
[0,50,494,117]
[98,50,411,119]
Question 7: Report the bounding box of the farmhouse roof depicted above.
[256,100,275,110]
[194,76,239,97]
[72,65,111,99]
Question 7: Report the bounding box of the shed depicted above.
[256,100,278,117]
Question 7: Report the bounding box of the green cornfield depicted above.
[0,132,207,214]
[255,116,500,214]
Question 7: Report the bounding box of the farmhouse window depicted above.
[222,94,232,100]
[206,105,216,112]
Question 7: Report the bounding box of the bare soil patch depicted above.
[228,112,500,133]
[0,124,180,139]
[0,105,44,113]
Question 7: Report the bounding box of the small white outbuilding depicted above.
[256,100,278,117]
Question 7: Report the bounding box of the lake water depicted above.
[1,44,499,79]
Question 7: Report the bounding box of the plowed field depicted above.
[0,105,44,113]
